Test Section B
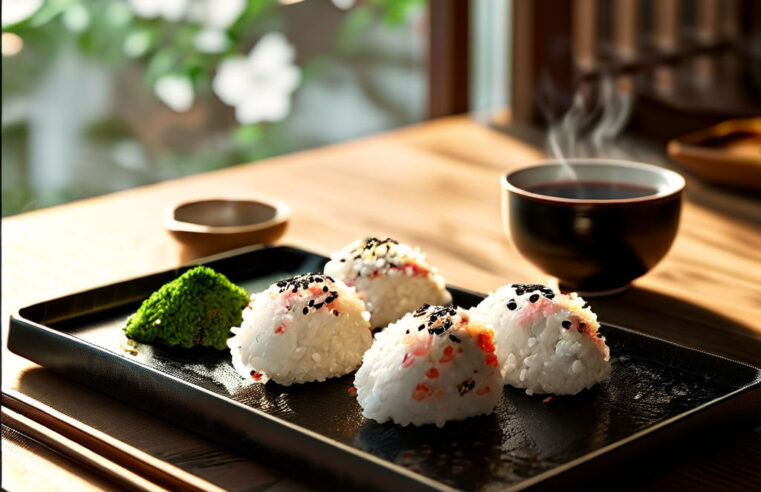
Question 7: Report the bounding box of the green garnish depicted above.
[124,266,249,350]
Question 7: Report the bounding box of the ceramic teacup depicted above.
[501,159,685,295]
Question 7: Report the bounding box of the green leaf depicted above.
[145,48,177,84]
[336,6,374,55]
[234,124,263,146]
[30,0,77,27]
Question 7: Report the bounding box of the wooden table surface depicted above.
[3,114,761,491]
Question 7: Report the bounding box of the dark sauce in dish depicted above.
[527,180,658,200]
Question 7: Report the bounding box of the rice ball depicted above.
[474,283,610,395]
[228,273,372,386]
[354,304,502,428]
[324,237,452,329]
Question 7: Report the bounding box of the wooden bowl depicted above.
[164,198,290,258]
[667,118,761,192]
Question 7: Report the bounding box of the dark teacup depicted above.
[501,159,685,295]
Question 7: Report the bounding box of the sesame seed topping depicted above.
[275,273,334,294]
[562,321,572,329]
[511,283,556,301]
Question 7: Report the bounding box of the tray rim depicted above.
[7,244,761,491]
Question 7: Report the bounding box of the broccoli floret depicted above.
[124,266,249,350]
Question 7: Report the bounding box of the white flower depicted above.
[189,0,245,53]
[2,0,43,27]
[193,28,230,53]
[213,33,301,125]
[127,0,188,22]
[331,0,356,9]
[187,0,245,29]
[155,75,194,112]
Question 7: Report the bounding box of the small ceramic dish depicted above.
[164,198,290,257]
[667,118,761,192]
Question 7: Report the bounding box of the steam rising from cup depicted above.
[537,73,634,181]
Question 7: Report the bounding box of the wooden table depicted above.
[3,114,761,491]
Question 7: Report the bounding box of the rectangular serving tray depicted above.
[8,246,761,491]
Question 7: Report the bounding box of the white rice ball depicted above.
[354,304,502,428]
[228,273,372,386]
[474,284,610,395]
[324,237,452,329]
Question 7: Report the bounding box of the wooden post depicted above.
[428,0,470,118]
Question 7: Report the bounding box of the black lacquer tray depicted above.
[8,246,761,491]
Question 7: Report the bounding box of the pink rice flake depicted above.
[476,386,491,396]
[402,353,415,369]
[428,389,443,401]
[390,262,430,277]
[542,395,555,403]
[517,297,557,325]
[410,334,433,356]
[412,383,431,401]
[308,286,325,296]
[439,346,456,363]
[274,324,286,334]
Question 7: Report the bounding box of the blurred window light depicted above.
[2,32,24,57]
[63,4,91,33]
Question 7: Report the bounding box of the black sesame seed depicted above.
[449,334,461,343]
[577,327,583,333]
[250,370,256,375]
[314,302,324,309]
[333,310,340,316]
[583,302,590,309]
[323,286,329,292]
[292,288,298,293]
[562,321,572,329]
[507,301,517,311]
[340,259,346,262]
[302,307,308,315]
[529,294,540,303]
[406,330,410,334]
[325,296,335,304]
[579,323,586,329]
[308,300,315,307]
[418,324,425,331]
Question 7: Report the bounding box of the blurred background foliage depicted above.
[1,0,426,216]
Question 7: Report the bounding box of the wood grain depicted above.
[2,114,760,491]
